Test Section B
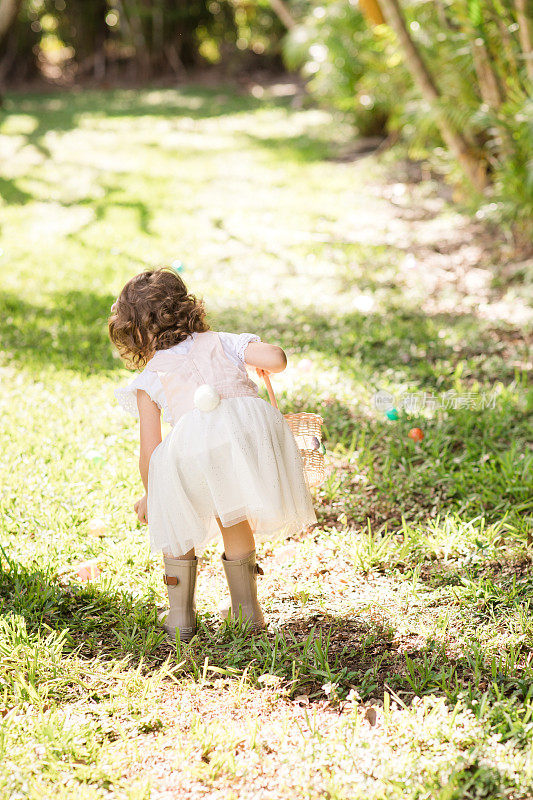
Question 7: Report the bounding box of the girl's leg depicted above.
[216,517,265,631]
[215,518,254,560]
[162,547,195,560]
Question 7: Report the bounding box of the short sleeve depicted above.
[218,331,261,365]
[114,370,170,421]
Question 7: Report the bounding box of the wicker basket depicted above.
[262,373,325,488]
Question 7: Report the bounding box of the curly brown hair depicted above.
[108,268,209,369]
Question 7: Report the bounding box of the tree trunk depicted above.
[515,0,533,82]
[0,0,22,41]
[378,0,488,190]
[120,0,151,79]
[471,37,502,109]
[268,0,296,30]
[359,0,385,26]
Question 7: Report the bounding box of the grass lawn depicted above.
[0,82,532,799]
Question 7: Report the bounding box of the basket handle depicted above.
[260,370,278,410]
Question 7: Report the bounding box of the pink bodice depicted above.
[145,331,259,424]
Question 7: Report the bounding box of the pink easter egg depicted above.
[75,560,101,582]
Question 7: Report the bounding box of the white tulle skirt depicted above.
[147,396,317,556]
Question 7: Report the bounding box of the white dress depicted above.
[115,331,317,556]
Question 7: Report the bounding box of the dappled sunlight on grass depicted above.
[0,85,531,799]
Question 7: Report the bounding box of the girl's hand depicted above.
[256,367,271,379]
[134,494,148,524]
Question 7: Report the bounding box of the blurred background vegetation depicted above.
[1,0,532,244]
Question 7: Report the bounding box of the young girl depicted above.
[108,267,317,640]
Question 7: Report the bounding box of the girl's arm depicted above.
[137,389,162,493]
[244,341,287,374]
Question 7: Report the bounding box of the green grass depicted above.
[0,83,532,799]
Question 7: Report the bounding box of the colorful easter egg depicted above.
[87,518,106,537]
[408,427,424,442]
[74,560,101,582]
[386,408,399,420]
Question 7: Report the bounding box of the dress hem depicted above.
[149,510,318,557]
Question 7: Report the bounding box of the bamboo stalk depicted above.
[471,37,502,108]
[359,0,385,26]
[378,0,488,190]
[495,15,521,88]
[484,3,522,92]
[0,0,22,41]
[515,0,533,82]
[121,0,150,78]
[268,0,296,30]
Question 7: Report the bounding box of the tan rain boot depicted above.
[159,555,198,641]
[220,550,266,632]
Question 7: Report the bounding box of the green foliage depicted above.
[284,2,410,136]
[6,0,285,80]
[284,0,533,234]
[489,97,533,238]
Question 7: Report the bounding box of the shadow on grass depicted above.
[279,609,533,703]
[1,553,531,714]
[213,300,528,390]
[419,554,533,599]
[2,555,529,800]
[0,553,168,664]
[0,84,301,211]
[1,287,525,386]
[0,289,118,374]
[1,285,528,533]
[0,176,35,205]
[4,85,274,155]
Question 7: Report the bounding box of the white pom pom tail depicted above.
[193,384,221,412]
